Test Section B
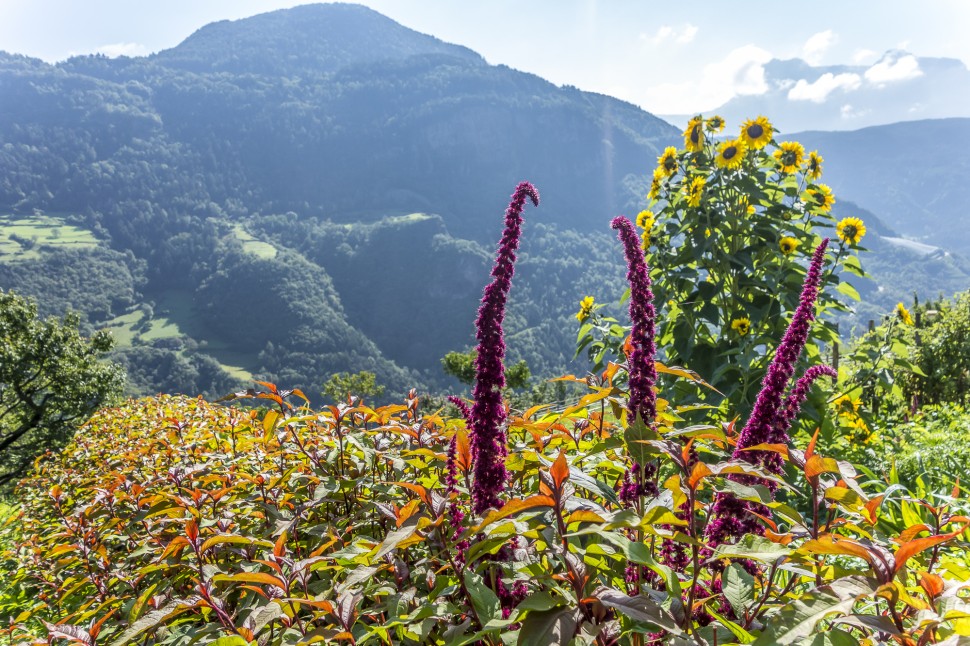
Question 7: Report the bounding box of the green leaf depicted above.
[372,514,422,562]
[706,606,756,644]
[623,416,658,464]
[464,570,501,625]
[594,586,682,633]
[208,637,254,646]
[709,534,792,565]
[835,281,861,302]
[723,563,755,614]
[752,577,875,645]
[109,595,205,646]
[516,607,579,646]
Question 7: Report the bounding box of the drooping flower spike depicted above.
[468,181,539,515]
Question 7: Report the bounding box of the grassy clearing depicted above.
[231,224,277,259]
[0,214,98,260]
[103,290,259,383]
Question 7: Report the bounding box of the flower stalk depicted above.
[468,181,539,515]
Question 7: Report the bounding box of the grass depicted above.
[0,214,98,260]
[232,224,277,259]
[103,290,259,383]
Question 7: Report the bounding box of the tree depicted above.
[0,290,124,486]
[321,370,385,403]
[440,348,530,390]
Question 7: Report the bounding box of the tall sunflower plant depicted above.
[579,115,870,418]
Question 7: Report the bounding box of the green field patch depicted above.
[231,224,278,259]
[103,293,259,384]
[0,214,99,261]
[153,290,260,382]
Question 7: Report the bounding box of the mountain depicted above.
[791,118,970,256]
[0,3,675,400]
[685,51,970,133]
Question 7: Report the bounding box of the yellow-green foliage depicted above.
[0,214,98,261]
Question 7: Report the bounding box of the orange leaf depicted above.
[212,571,287,590]
[688,462,713,489]
[392,481,431,507]
[455,429,472,473]
[919,572,945,599]
[550,451,570,491]
[473,495,555,532]
[185,519,199,543]
[895,524,932,544]
[565,510,606,525]
[893,526,966,576]
[395,499,421,528]
[864,495,885,524]
[274,531,288,558]
[805,455,840,480]
[805,427,821,461]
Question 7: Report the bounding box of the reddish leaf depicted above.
[550,451,570,491]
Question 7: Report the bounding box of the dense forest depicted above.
[0,3,967,402]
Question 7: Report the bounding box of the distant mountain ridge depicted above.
[669,50,970,133]
[151,3,484,76]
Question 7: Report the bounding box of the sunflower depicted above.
[740,116,773,149]
[836,217,867,246]
[648,167,665,200]
[636,209,654,229]
[731,317,751,336]
[657,147,679,177]
[779,236,798,255]
[832,394,861,417]
[736,196,756,216]
[806,184,835,213]
[641,230,651,250]
[895,302,914,326]
[773,141,805,173]
[576,296,595,322]
[684,116,705,152]
[706,115,726,133]
[715,138,747,170]
[683,175,705,207]
[806,151,823,180]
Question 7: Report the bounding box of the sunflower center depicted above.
[782,151,796,165]
[816,193,827,206]
[690,124,701,144]
[747,124,764,139]
[843,225,858,239]
[722,146,738,161]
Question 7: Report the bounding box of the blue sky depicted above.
[1,0,968,114]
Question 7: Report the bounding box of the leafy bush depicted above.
[0,289,124,487]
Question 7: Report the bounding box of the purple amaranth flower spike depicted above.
[733,238,830,472]
[779,364,838,430]
[704,239,830,554]
[611,216,659,426]
[469,182,539,515]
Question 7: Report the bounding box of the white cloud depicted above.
[676,24,698,44]
[641,44,772,113]
[787,72,862,102]
[865,53,922,84]
[852,48,877,65]
[802,30,836,65]
[94,42,148,58]
[641,24,698,46]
